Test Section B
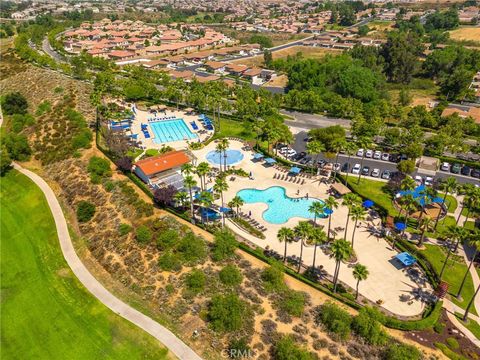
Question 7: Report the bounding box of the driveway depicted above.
[13,163,202,360]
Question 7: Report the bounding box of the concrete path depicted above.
[13,163,202,360]
[443,299,480,348]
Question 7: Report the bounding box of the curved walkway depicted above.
[13,163,202,360]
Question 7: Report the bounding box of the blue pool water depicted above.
[237,186,328,224]
[149,119,198,144]
[206,149,244,166]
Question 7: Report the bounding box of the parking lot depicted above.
[286,131,480,186]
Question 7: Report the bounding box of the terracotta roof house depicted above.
[441,105,480,124]
[205,60,227,73]
[108,50,136,60]
[134,151,190,187]
[225,63,249,76]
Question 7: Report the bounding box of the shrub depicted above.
[11,113,35,133]
[177,232,207,264]
[185,269,206,294]
[208,294,248,332]
[1,92,28,115]
[76,201,96,223]
[446,337,459,350]
[433,321,445,334]
[118,223,132,236]
[351,308,388,346]
[219,265,243,287]
[87,156,111,183]
[165,283,175,294]
[3,133,31,161]
[384,343,421,360]
[279,290,306,317]
[0,149,12,176]
[227,338,252,359]
[136,225,152,244]
[158,252,182,272]
[156,229,179,250]
[316,302,352,340]
[261,261,286,292]
[273,336,314,360]
[211,229,238,261]
[35,100,51,116]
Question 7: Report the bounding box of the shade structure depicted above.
[219,207,231,213]
[253,153,264,160]
[264,158,276,165]
[397,184,445,206]
[324,208,333,216]
[396,252,417,266]
[289,166,301,175]
[395,222,406,231]
[362,199,374,208]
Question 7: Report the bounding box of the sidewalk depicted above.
[443,299,480,348]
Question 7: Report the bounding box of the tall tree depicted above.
[277,227,295,263]
[352,264,369,299]
[435,177,457,229]
[350,205,367,248]
[311,227,328,270]
[294,221,314,273]
[184,175,197,220]
[196,162,210,191]
[309,201,326,227]
[457,230,480,299]
[214,177,229,227]
[330,239,353,293]
[342,193,361,239]
[324,196,338,241]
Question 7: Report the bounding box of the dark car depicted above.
[389,153,400,163]
[341,163,350,172]
[471,169,480,178]
[451,163,462,174]
[299,156,311,165]
[461,166,472,176]
[317,159,327,167]
[361,166,370,175]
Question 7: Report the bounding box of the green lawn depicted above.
[454,313,480,340]
[1,170,172,360]
[343,176,397,215]
[444,194,458,214]
[214,117,255,141]
[419,244,476,315]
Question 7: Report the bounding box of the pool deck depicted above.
[131,107,213,150]
[192,140,432,318]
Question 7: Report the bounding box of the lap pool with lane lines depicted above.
[149,119,198,144]
[237,186,328,224]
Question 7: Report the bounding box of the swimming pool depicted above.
[237,186,328,224]
[206,149,244,166]
[149,119,198,144]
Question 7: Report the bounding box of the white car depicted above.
[333,163,341,171]
[381,153,389,161]
[425,177,434,186]
[365,149,373,158]
[352,163,361,174]
[356,149,364,157]
[285,149,297,157]
[440,162,450,172]
[415,175,423,185]
[279,147,290,154]
[373,151,382,160]
[371,168,380,177]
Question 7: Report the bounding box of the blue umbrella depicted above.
[362,199,374,208]
[219,207,231,213]
[395,222,406,231]
[324,208,333,216]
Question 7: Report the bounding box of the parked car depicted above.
[415,175,423,185]
[440,162,450,172]
[279,147,289,154]
[286,149,297,157]
[381,153,390,161]
[471,168,480,178]
[425,177,434,186]
[373,151,382,160]
[365,150,373,158]
[451,163,462,174]
[352,163,361,174]
[300,156,311,164]
[317,159,327,167]
[389,154,400,163]
[342,163,350,172]
[333,163,341,172]
[371,168,380,177]
[381,170,391,180]
[461,166,472,176]
[357,149,364,157]
[362,166,370,175]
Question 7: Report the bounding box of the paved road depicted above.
[13,163,202,360]
[291,131,480,185]
[42,37,67,63]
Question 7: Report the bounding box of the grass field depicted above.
[454,313,480,340]
[0,170,172,360]
[215,27,309,47]
[449,27,480,44]
[213,117,256,141]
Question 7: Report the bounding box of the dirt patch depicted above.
[449,27,480,44]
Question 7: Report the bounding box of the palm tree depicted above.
[456,184,477,225]
[173,191,188,208]
[330,239,353,293]
[343,142,357,183]
[181,163,195,176]
[352,264,369,299]
[196,162,210,191]
[417,216,433,247]
[463,283,480,321]
[214,177,229,227]
[294,221,314,273]
[331,138,346,180]
[228,195,244,218]
[324,196,338,241]
[215,142,226,172]
[439,225,468,279]
[342,193,361,240]
[356,136,372,184]
[416,186,437,227]
[435,177,457,229]
[309,201,326,227]
[311,227,328,270]
[306,140,325,174]
[199,190,214,224]
[457,230,480,299]
[399,194,417,233]
[462,187,480,227]
[277,227,295,263]
[220,138,230,172]
[350,205,367,248]
[184,175,197,220]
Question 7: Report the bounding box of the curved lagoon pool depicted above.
[237,186,328,224]
[206,149,244,166]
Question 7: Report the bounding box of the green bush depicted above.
[76,201,96,223]
[3,133,31,161]
[351,308,388,346]
[177,232,207,264]
[165,283,175,294]
[185,269,206,294]
[35,100,51,116]
[211,229,238,261]
[446,337,459,350]
[261,261,286,292]
[158,252,182,272]
[135,225,152,244]
[384,343,422,360]
[0,149,12,176]
[274,336,315,360]
[279,290,306,317]
[118,223,132,236]
[11,113,35,133]
[208,294,249,333]
[434,320,445,334]
[227,338,251,359]
[434,342,468,360]
[156,229,179,250]
[1,92,28,115]
[316,302,352,340]
[219,265,243,287]
[87,156,111,183]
